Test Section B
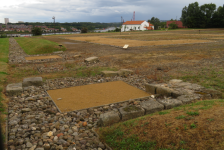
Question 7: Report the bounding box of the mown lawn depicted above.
[15,37,66,55]
[96,99,224,150]
[0,38,9,143]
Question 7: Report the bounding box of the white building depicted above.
[4,18,9,25]
[121,20,154,32]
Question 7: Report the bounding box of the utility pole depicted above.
[52,16,55,34]
[120,16,123,35]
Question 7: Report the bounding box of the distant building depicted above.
[121,20,154,32]
[18,21,24,23]
[166,21,187,28]
[4,18,9,25]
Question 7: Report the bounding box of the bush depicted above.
[32,27,42,36]
[81,27,88,33]
[114,28,120,32]
[0,34,7,38]
[169,23,178,29]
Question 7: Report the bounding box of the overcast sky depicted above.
[0,0,223,23]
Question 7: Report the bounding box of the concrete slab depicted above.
[22,77,43,87]
[6,83,23,96]
[97,110,121,127]
[157,99,183,109]
[119,105,145,121]
[140,99,164,115]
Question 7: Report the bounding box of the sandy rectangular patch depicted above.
[25,55,62,60]
[65,36,211,47]
[47,81,150,112]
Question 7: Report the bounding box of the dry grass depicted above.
[65,36,211,47]
[96,100,224,150]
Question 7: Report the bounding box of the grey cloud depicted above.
[0,0,224,23]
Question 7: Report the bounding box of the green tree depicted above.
[81,27,88,33]
[32,27,42,36]
[181,2,217,28]
[148,17,160,30]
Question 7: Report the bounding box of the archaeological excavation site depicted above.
[3,30,224,150]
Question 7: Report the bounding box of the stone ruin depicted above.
[5,74,222,150]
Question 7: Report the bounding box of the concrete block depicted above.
[97,110,121,126]
[157,99,183,109]
[140,99,164,115]
[119,105,145,121]
[22,77,43,87]
[101,71,118,77]
[6,82,23,96]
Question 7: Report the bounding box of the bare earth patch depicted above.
[25,55,62,60]
[47,81,150,112]
[65,36,212,47]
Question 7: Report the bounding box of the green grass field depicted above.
[0,38,9,143]
[15,37,66,55]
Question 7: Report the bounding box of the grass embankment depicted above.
[15,37,66,55]
[0,38,9,143]
[96,99,224,150]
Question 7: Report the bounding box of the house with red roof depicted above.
[121,20,154,32]
[166,21,187,28]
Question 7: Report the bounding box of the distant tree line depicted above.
[181,2,224,28]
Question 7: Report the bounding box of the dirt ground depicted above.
[42,30,224,82]
[25,55,62,60]
[47,81,150,112]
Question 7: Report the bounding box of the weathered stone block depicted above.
[101,71,118,77]
[177,95,200,104]
[156,86,173,96]
[145,84,158,94]
[97,110,121,126]
[73,55,81,58]
[53,51,63,54]
[201,89,222,99]
[22,77,43,87]
[140,99,164,115]
[119,105,145,121]
[118,69,133,77]
[84,57,99,63]
[6,83,23,96]
[157,99,183,109]
[169,79,183,85]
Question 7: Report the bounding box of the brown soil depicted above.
[25,55,62,60]
[65,36,211,47]
[47,81,150,112]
